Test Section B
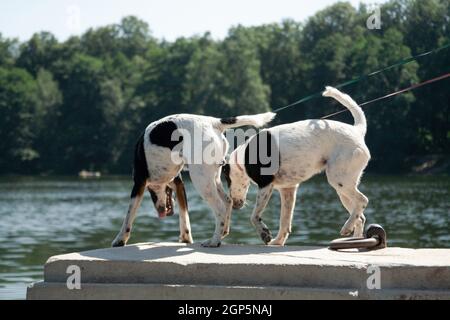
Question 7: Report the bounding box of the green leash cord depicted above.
[273,43,450,114]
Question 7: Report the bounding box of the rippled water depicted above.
[0,175,449,299]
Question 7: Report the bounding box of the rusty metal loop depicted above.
[329,236,379,250]
[329,224,387,251]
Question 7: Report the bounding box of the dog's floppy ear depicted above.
[222,163,231,188]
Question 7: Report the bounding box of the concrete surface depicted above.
[27,242,450,300]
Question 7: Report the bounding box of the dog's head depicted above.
[148,184,174,218]
[223,146,251,210]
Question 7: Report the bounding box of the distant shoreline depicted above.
[1,155,449,178]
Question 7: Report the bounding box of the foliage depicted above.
[0,0,449,174]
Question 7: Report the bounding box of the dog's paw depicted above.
[353,228,364,238]
[268,238,285,246]
[201,238,221,248]
[179,233,194,244]
[340,224,354,237]
[112,239,126,247]
[221,227,230,239]
[260,227,273,245]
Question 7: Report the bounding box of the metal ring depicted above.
[329,236,380,250]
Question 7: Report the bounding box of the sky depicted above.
[0,0,388,42]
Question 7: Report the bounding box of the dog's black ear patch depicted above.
[149,121,183,150]
[244,130,278,188]
[132,133,149,194]
[220,117,237,125]
[222,163,231,188]
[174,175,188,212]
[148,187,158,205]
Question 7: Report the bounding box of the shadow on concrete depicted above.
[79,242,325,261]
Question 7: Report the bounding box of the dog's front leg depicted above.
[201,186,228,247]
[172,175,193,244]
[200,187,228,247]
[251,185,274,245]
[269,186,298,246]
[112,180,146,247]
[189,165,226,247]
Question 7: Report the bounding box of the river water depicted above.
[0,175,449,299]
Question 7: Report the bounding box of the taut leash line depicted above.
[272,43,450,114]
[321,72,450,120]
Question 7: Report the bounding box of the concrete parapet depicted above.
[27,242,450,300]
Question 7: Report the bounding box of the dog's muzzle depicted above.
[158,186,174,218]
[233,199,245,210]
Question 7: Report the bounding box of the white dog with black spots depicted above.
[112,112,275,248]
[223,87,371,246]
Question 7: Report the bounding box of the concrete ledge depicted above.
[27,282,450,300]
[27,242,450,300]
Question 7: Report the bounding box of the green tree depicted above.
[119,16,155,58]
[81,16,156,59]
[0,67,40,173]
[0,33,17,66]
[249,21,308,124]
[51,54,114,173]
[211,27,270,116]
[33,69,63,173]
[0,1,449,174]
[138,37,198,120]
[401,0,450,154]
[183,34,225,115]
[16,32,59,76]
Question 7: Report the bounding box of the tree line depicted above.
[0,0,449,175]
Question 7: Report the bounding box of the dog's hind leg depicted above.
[251,185,274,245]
[269,186,298,246]
[338,187,368,237]
[327,149,369,237]
[335,192,366,238]
[353,212,366,238]
[215,171,233,239]
[112,180,146,247]
[172,175,193,244]
[189,164,227,247]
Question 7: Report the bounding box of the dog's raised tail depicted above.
[217,112,276,131]
[322,86,367,136]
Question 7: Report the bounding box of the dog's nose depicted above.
[157,206,167,218]
[233,200,244,209]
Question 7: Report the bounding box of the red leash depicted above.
[321,72,450,120]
